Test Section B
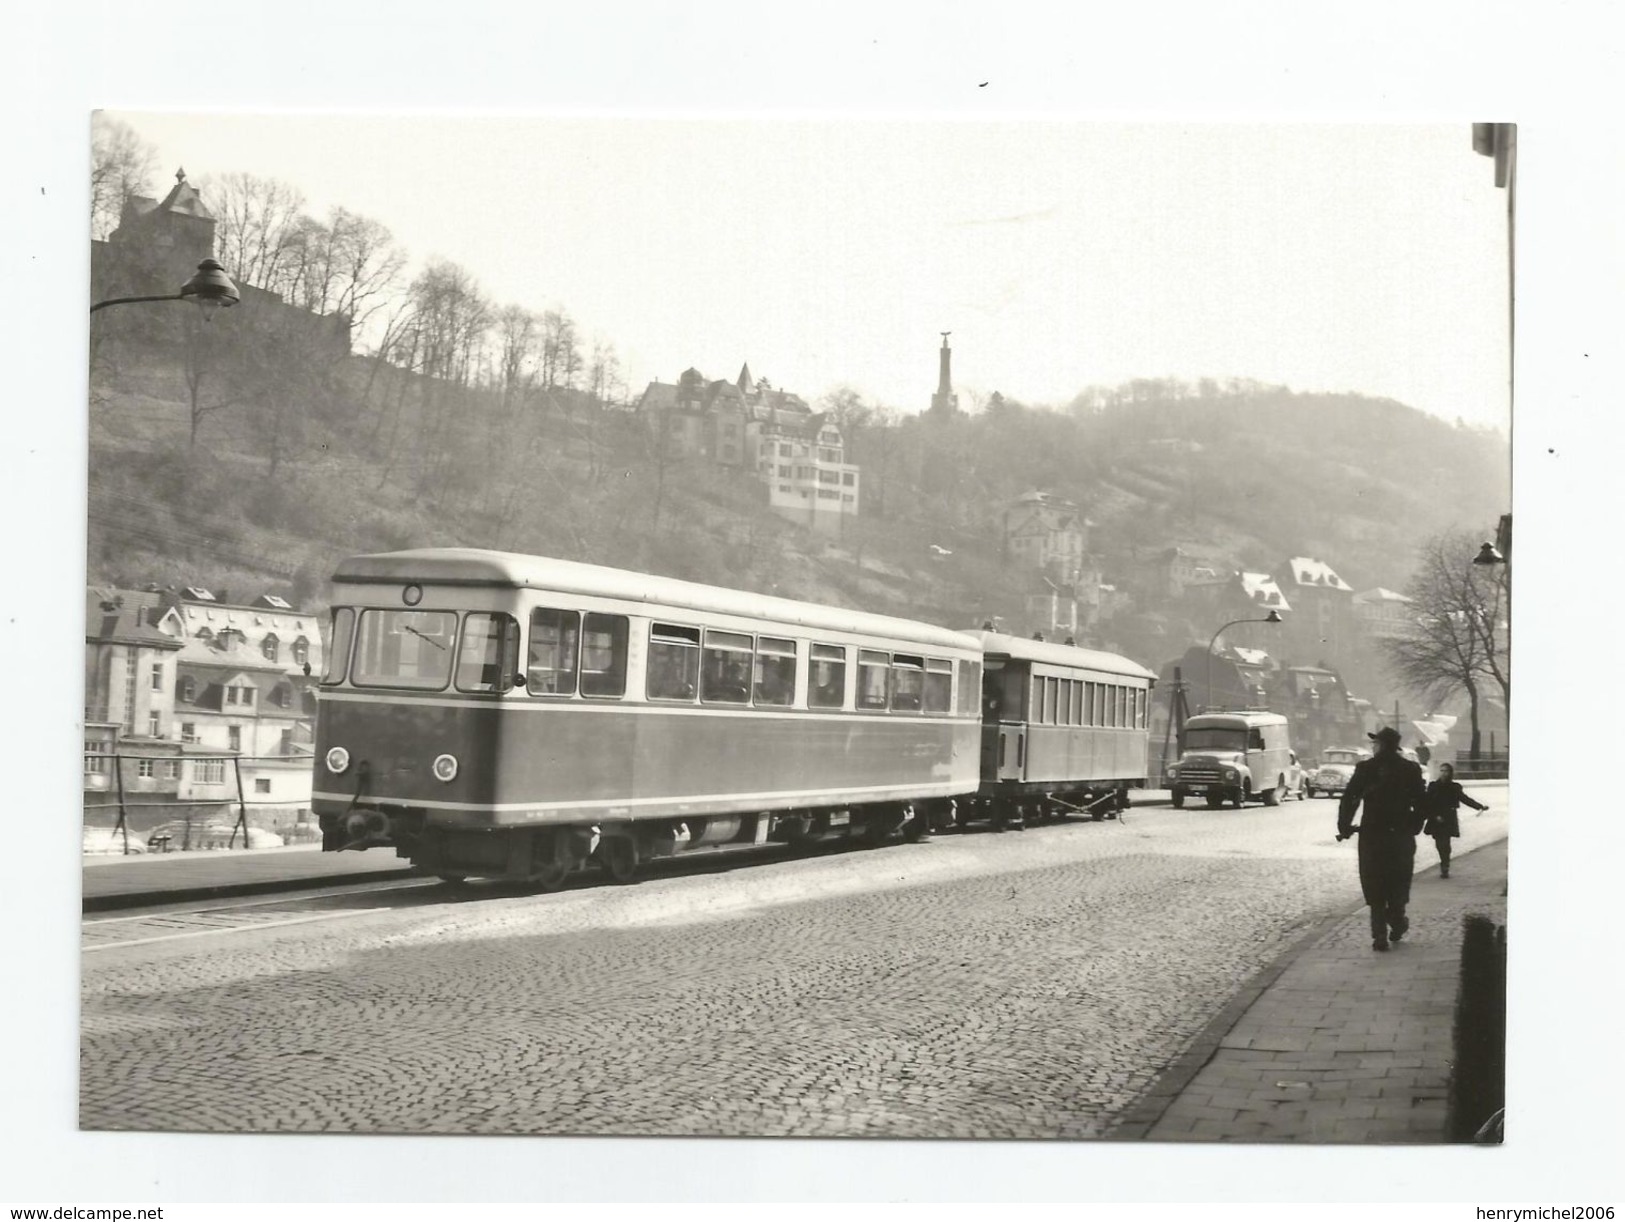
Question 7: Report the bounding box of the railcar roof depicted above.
[967,630,1156,680]
[1186,711,1289,727]
[333,548,982,651]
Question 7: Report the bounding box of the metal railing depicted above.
[83,747,316,855]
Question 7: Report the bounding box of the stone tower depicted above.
[928,332,959,420]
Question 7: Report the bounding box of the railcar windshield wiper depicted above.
[402,624,447,651]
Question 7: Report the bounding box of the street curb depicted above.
[1105,835,1508,1140]
[82,867,419,914]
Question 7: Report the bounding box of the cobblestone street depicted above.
[81,799,1508,1138]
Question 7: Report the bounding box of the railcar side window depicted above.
[809,643,846,708]
[754,636,796,707]
[956,659,980,717]
[456,613,521,693]
[352,609,456,690]
[923,658,952,714]
[1071,680,1084,725]
[527,608,580,695]
[857,649,889,710]
[580,613,628,698]
[1136,688,1147,728]
[322,607,355,684]
[648,623,701,701]
[701,630,754,705]
[890,654,924,712]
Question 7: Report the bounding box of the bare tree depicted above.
[90,116,157,240]
[207,172,308,293]
[179,311,244,446]
[1382,529,1503,758]
[540,309,579,391]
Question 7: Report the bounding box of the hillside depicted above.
[85,307,1509,669]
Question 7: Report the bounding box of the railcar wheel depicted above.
[597,836,639,884]
[901,806,931,843]
[530,861,570,893]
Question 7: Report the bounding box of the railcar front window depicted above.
[528,607,581,695]
[754,637,796,707]
[923,658,952,714]
[648,623,701,701]
[1186,727,1247,751]
[352,609,456,690]
[456,613,521,693]
[701,630,754,705]
[809,643,846,708]
[580,613,629,698]
[322,607,355,684]
[890,654,924,712]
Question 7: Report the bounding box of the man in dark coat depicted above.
[1338,726,1427,952]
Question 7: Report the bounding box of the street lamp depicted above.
[1472,515,1511,758]
[1205,609,1282,711]
[90,258,240,318]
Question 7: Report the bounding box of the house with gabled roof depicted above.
[637,361,861,535]
[83,588,187,814]
[1352,586,1413,641]
[1276,554,1357,666]
[172,634,316,815]
[1004,490,1088,581]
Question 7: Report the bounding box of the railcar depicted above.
[962,630,1157,828]
[312,549,984,887]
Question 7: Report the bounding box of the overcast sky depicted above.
[111,113,1512,431]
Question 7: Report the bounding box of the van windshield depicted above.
[1186,727,1247,751]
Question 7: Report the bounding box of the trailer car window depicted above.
[456,613,521,693]
[956,659,980,717]
[890,654,924,712]
[580,613,628,698]
[526,608,580,695]
[701,630,753,705]
[809,644,847,708]
[648,623,700,701]
[857,649,889,710]
[352,609,456,690]
[923,658,952,714]
[754,636,796,707]
[322,607,355,685]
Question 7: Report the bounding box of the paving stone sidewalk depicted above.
[1126,835,1508,1143]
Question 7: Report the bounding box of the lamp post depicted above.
[91,258,240,318]
[1205,609,1282,711]
[1473,513,1511,760]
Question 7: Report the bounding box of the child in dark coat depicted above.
[1422,762,1489,877]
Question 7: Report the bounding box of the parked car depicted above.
[1285,750,1309,800]
[1306,746,1369,798]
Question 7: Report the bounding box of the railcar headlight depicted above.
[432,753,459,783]
[325,746,350,774]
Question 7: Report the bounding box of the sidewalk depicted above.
[1118,834,1508,1143]
[82,841,416,911]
